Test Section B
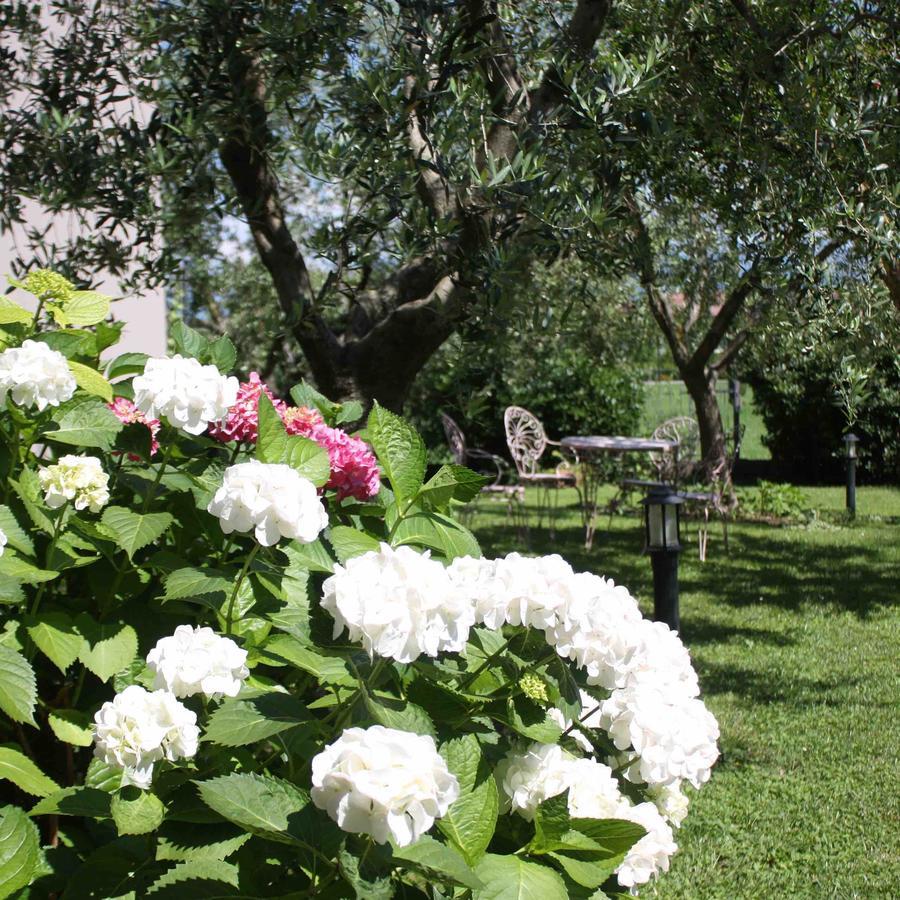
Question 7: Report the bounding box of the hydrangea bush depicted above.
[0,271,719,898]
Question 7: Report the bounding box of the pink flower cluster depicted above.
[207,373,380,502]
[108,397,161,458]
[208,373,284,444]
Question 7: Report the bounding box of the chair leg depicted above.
[698,507,709,563]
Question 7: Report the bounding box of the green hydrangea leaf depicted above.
[0,746,60,797]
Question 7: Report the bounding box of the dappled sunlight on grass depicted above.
[471,484,900,899]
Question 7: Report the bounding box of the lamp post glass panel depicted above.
[642,487,684,631]
[844,433,859,518]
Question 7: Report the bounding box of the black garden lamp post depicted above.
[843,433,859,519]
[642,485,684,632]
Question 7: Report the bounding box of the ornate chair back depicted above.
[440,413,468,467]
[504,406,548,477]
[651,416,700,483]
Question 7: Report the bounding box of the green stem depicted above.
[141,441,172,513]
[71,667,87,707]
[29,509,66,618]
[460,634,516,689]
[225,543,260,635]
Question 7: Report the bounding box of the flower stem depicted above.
[141,440,172,513]
[29,508,66,619]
[225,543,260,635]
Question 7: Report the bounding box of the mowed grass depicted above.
[469,485,900,899]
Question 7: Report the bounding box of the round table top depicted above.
[561,435,679,453]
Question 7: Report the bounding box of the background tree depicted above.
[1,0,659,407]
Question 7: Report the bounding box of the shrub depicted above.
[737,481,809,520]
[0,271,716,898]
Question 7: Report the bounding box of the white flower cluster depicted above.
[322,543,475,663]
[92,685,199,789]
[147,625,249,699]
[497,743,677,888]
[93,625,250,786]
[311,725,459,847]
[318,548,719,885]
[133,354,238,435]
[207,459,327,546]
[0,340,76,411]
[39,454,110,513]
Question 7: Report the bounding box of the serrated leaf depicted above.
[569,818,647,856]
[170,320,209,360]
[367,403,426,504]
[0,804,41,899]
[392,835,481,890]
[195,772,310,844]
[545,850,624,889]
[263,633,356,687]
[45,397,123,450]
[75,615,138,682]
[100,506,173,559]
[156,822,250,862]
[111,788,165,835]
[57,290,110,326]
[0,555,58,584]
[280,538,335,574]
[203,693,310,747]
[0,645,36,725]
[0,506,33,556]
[67,361,113,402]
[205,335,236,374]
[25,611,83,673]
[85,758,123,793]
[419,465,489,508]
[256,395,330,485]
[289,380,339,421]
[392,511,480,560]
[438,735,498,865]
[328,525,380,563]
[61,835,160,899]
[364,693,435,737]
[106,352,149,381]
[504,695,564,743]
[147,858,239,896]
[163,567,230,603]
[0,746,60,797]
[48,709,94,746]
[0,296,32,325]
[473,854,569,899]
[30,786,112,819]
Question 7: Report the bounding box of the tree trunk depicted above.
[682,367,729,482]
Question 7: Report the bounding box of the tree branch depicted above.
[528,0,612,127]
[687,260,762,372]
[218,46,343,395]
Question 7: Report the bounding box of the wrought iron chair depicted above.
[440,413,524,526]
[503,406,579,535]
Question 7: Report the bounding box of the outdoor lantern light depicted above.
[642,486,684,631]
[844,433,859,519]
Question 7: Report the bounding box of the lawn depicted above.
[469,485,900,899]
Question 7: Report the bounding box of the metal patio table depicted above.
[560,435,679,549]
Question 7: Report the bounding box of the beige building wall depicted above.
[0,3,167,357]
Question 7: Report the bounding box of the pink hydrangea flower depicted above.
[108,397,161,458]
[282,406,380,501]
[208,373,285,444]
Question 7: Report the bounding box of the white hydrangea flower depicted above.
[648,781,690,828]
[146,625,249,700]
[322,543,475,663]
[449,553,573,630]
[39,454,110,513]
[207,459,327,546]
[547,688,605,754]
[133,354,238,435]
[549,572,644,690]
[0,340,76,411]
[495,742,573,820]
[565,757,624,819]
[615,800,678,889]
[0,528,6,558]
[600,684,720,788]
[311,725,459,847]
[626,619,700,698]
[92,685,199,789]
